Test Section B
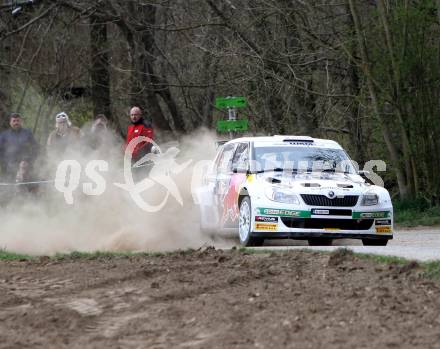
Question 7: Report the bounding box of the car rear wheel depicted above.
[362,239,388,246]
[239,196,264,247]
[308,238,333,246]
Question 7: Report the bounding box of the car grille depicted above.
[301,194,358,207]
[281,218,374,230]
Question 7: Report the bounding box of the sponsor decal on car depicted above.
[312,209,330,215]
[376,226,392,234]
[221,173,247,225]
[375,219,392,226]
[255,223,278,231]
[246,174,255,183]
[284,141,316,146]
[255,216,278,223]
[257,208,311,218]
[352,211,391,219]
[311,208,352,216]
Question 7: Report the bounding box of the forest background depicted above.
[1,0,440,216]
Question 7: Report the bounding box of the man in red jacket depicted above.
[125,106,154,162]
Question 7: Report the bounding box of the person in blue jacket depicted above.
[0,112,39,182]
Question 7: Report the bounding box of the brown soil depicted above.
[0,248,439,348]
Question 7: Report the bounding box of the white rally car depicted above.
[197,136,393,246]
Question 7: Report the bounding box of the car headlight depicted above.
[265,187,300,204]
[361,193,379,206]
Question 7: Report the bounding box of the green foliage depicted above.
[394,198,440,227]
[358,253,440,280]
[3,0,440,201]
[395,206,440,227]
[357,252,409,265]
[0,250,34,261]
[423,261,440,279]
[394,197,430,211]
[0,250,169,261]
[366,0,440,200]
[67,101,94,128]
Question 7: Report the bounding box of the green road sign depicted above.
[217,119,249,132]
[215,96,247,109]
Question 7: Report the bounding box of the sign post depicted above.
[215,96,248,138]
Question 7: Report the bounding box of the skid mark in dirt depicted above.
[63,298,103,317]
[0,275,74,299]
[0,249,440,348]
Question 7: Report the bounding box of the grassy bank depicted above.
[394,198,440,227]
[0,250,172,261]
[2,248,440,280]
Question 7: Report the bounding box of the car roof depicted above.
[222,135,343,149]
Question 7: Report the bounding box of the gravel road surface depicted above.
[257,227,440,261]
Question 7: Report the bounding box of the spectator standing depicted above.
[82,113,122,161]
[0,112,39,183]
[84,113,109,151]
[46,112,81,160]
[125,106,154,163]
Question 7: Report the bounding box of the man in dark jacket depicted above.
[125,106,154,162]
[0,112,39,182]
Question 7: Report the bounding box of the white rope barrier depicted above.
[0,180,55,186]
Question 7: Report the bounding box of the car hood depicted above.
[257,172,373,195]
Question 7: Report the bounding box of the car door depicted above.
[198,143,235,232]
[219,142,250,228]
[214,143,237,210]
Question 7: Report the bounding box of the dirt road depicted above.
[1,248,439,348]
[259,227,440,261]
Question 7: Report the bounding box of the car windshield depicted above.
[253,146,356,174]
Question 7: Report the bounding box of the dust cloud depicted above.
[0,129,232,256]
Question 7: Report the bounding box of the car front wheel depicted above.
[239,196,264,247]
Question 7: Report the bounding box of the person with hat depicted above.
[0,112,39,183]
[46,111,81,159]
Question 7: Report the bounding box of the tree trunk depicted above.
[139,4,185,132]
[0,87,9,131]
[90,14,111,120]
[115,11,171,131]
[348,0,409,198]
[377,0,416,197]
[344,4,365,163]
[0,37,12,130]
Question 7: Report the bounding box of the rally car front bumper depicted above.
[251,206,393,241]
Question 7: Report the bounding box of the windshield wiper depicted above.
[321,168,336,173]
[321,168,354,175]
[255,168,285,174]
